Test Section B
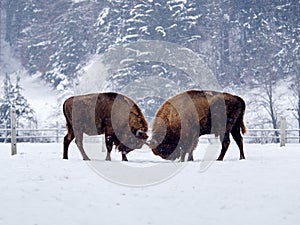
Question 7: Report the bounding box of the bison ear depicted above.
[123,96,133,106]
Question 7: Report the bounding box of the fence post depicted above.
[280,116,286,147]
[4,123,8,143]
[102,135,106,152]
[10,108,17,155]
[56,121,59,143]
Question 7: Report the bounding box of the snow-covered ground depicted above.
[0,142,299,225]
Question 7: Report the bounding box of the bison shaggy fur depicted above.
[63,92,148,161]
[149,90,246,161]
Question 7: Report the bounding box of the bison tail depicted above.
[63,97,74,138]
[240,98,246,135]
[241,120,246,134]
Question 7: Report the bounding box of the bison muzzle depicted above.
[63,92,148,161]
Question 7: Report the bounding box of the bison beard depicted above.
[62,92,148,161]
[149,90,246,162]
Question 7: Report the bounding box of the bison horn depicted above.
[136,129,145,137]
[147,139,157,148]
[145,139,151,147]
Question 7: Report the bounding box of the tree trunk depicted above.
[266,80,279,143]
[298,84,300,143]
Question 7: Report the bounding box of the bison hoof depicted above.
[187,156,194,161]
[217,158,223,161]
[83,157,90,161]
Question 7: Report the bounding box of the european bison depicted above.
[63,92,148,161]
[148,90,246,161]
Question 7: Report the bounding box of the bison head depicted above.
[130,128,148,149]
[110,95,149,154]
[147,112,181,160]
[118,106,149,154]
[116,128,148,157]
[128,106,149,148]
[148,135,180,160]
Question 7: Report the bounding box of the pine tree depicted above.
[237,0,299,85]
[123,0,201,44]
[13,75,37,128]
[3,0,299,90]
[44,1,100,90]
[290,71,300,142]
[94,0,133,53]
[0,73,14,128]
[0,73,37,130]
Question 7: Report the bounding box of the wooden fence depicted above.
[1,109,299,155]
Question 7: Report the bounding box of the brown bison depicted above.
[148,90,246,161]
[63,92,148,161]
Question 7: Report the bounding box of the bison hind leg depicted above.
[217,131,230,161]
[63,133,74,159]
[74,132,90,160]
[231,126,245,160]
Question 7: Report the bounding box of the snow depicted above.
[19,75,61,127]
[122,34,140,41]
[0,24,60,128]
[139,26,149,33]
[0,39,22,77]
[96,7,110,26]
[32,41,52,47]
[276,3,291,10]
[71,0,87,3]
[155,26,166,37]
[0,142,300,225]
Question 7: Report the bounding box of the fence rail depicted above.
[244,129,300,143]
[1,108,300,156]
[0,128,66,143]
[1,128,299,143]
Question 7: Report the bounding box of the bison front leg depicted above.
[180,151,194,162]
[75,132,90,160]
[180,150,186,162]
[104,134,114,161]
[181,137,197,162]
[118,144,129,161]
[187,138,198,161]
[122,153,128,161]
[187,153,194,161]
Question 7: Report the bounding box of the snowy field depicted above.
[0,142,300,225]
